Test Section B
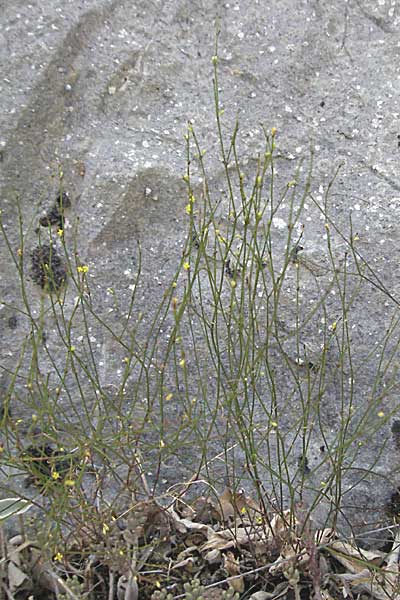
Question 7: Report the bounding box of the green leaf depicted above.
[0,497,33,521]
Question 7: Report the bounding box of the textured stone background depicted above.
[1,0,400,545]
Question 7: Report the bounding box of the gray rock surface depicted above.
[1,0,400,546]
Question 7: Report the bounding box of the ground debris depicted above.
[1,488,399,599]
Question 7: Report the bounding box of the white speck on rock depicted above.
[273,217,287,230]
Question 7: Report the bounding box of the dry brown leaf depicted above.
[213,488,235,522]
[327,540,384,573]
[201,530,236,552]
[205,548,221,564]
[172,556,196,570]
[175,498,196,520]
[201,520,270,552]
[320,590,337,600]
[192,496,215,524]
[268,511,297,540]
[166,505,213,536]
[117,574,139,600]
[314,528,334,545]
[30,547,59,594]
[8,560,31,594]
[326,533,400,600]
[232,490,262,521]
[224,550,244,593]
[175,545,197,561]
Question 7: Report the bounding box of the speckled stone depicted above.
[1,0,400,547]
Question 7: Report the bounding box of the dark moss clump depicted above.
[55,190,71,208]
[8,314,18,329]
[386,487,400,518]
[39,205,63,227]
[39,191,71,228]
[31,243,67,291]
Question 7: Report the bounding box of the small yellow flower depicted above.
[324,223,330,231]
[172,281,177,288]
[377,411,385,418]
[57,229,63,237]
[270,421,278,428]
[70,346,75,352]
[102,523,109,535]
[330,321,337,332]
[179,358,186,368]
[77,265,89,273]
[271,127,277,137]
[211,55,218,65]
[165,393,173,401]
[230,280,237,289]
[31,414,38,422]
[64,479,75,487]
[240,506,247,514]
[52,470,60,480]
[17,248,22,257]
[54,552,63,562]
[256,175,262,187]
[183,262,190,271]
[160,439,165,448]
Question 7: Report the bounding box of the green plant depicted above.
[0,37,399,598]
